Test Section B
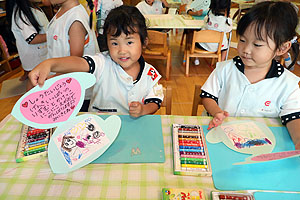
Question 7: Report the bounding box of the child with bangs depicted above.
[28,5,164,118]
[200,1,300,149]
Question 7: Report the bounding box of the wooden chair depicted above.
[191,84,202,116]
[143,30,172,80]
[161,86,172,115]
[185,30,224,77]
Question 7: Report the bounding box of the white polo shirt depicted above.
[11,7,49,71]
[201,56,300,125]
[83,53,164,114]
[47,4,99,58]
[136,1,164,15]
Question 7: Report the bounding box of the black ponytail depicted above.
[6,0,41,33]
[86,0,94,29]
[287,42,299,70]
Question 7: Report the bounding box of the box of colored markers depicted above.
[162,188,206,200]
[211,191,254,200]
[172,124,212,176]
[15,124,54,163]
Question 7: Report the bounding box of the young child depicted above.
[6,0,49,81]
[200,1,300,149]
[136,0,169,15]
[196,0,232,61]
[46,0,100,111]
[95,0,123,52]
[186,0,209,16]
[46,0,99,59]
[28,5,164,118]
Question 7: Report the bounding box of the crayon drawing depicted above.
[54,116,110,167]
[206,120,276,155]
[220,121,272,149]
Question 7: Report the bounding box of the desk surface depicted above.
[145,14,204,29]
[0,114,284,199]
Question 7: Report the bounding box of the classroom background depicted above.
[0,0,300,121]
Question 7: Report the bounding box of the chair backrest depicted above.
[145,30,168,56]
[191,84,202,116]
[161,86,172,115]
[191,30,224,54]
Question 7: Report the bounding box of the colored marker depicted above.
[24,146,47,156]
[16,151,46,163]
[181,164,207,168]
[27,138,49,146]
[179,148,204,153]
[26,143,48,151]
[181,160,207,165]
[26,140,47,148]
[179,145,204,150]
[180,154,206,159]
[27,129,47,137]
[180,151,205,156]
[180,157,207,162]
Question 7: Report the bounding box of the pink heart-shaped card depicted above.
[11,72,96,129]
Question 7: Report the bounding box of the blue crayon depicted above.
[179,145,204,150]
[179,148,205,153]
[27,138,48,146]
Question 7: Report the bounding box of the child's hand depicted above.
[129,101,143,118]
[28,60,51,88]
[208,111,229,130]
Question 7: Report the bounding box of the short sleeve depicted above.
[280,87,300,125]
[18,12,38,43]
[201,62,222,98]
[144,83,164,108]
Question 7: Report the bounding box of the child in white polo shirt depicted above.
[28,5,164,118]
[136,0,169,15]
[200,2,300,149]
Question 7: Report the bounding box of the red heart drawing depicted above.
[71,105,75,110]
[66,78,72,83]
[22,102,28,108]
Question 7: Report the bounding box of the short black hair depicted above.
[237,1,298,49]
[103,5,148,49]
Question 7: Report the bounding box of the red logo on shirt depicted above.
[147,67,158,81]
[53,35,58,40]
[265,101,271,106]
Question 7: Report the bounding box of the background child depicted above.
[46,0,99,58]
[196,0,232,61]
[46,0,100,111]
[95,0,123,52]
[136,0,169,15]
[28,5,164,118]
[6,0,49,81]
[186,0,209,16]
[200,1,300,149]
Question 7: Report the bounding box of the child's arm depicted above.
[28,56,89,87]
[187,9,203,16]
[29,34,47,44]
[161,0,169,8]
[202,97,229,129]
[286,119,300,150]
[69,21,88,56]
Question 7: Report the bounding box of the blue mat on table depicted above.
[254,191,300,200]
[203,125,300,191]
[92,115,165,164]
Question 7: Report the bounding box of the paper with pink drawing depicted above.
[11,72,96,129]
[206,120,278,164]
[48,114,121,173]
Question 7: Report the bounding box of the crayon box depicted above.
[172,124,212,176]
[15,124,54,162]
[162,188,206,200]
[211,191,254,200]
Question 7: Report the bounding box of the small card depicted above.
[162,188,206,200]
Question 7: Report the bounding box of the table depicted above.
[0,114,286,199]
[145,14,204,29]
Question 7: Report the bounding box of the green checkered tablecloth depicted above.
[0,114,282,200]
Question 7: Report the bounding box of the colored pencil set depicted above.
[211,192,254,200]
[172,124,212,176]
[15,125,54,163]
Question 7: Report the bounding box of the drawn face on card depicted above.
[48,114,121,173]
[11,72,96,129]
[56,117,109,166]
[206,120,276,155]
